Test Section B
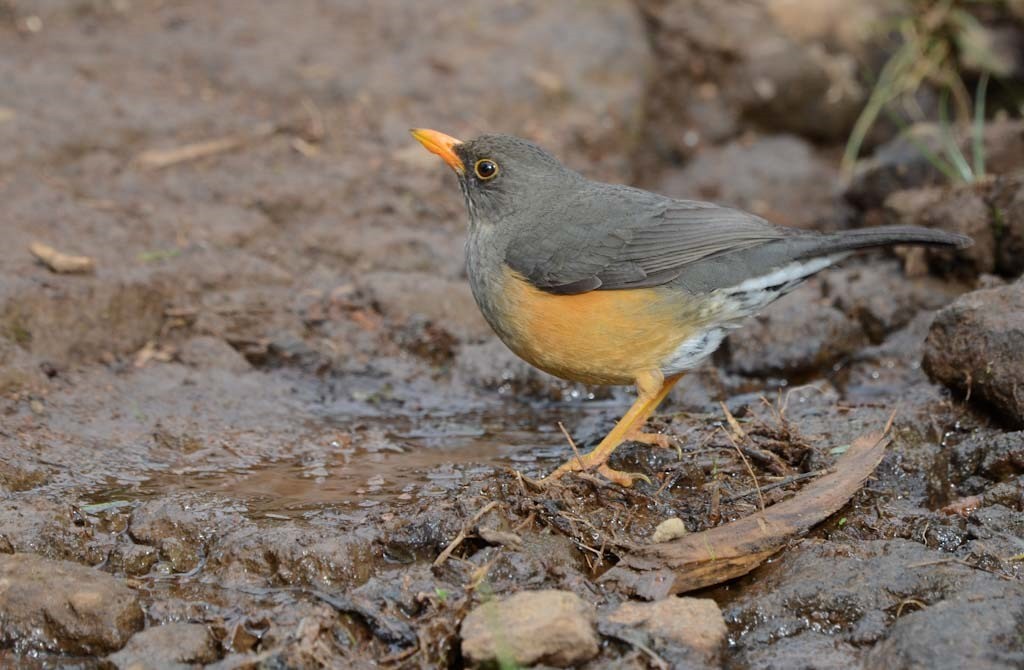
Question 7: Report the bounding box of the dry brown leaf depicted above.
[29,241,96,274]
[602,429,890,599]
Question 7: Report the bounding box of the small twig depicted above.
[136,122,277,169]
[895,598,928,617]
[558,421,586,471]
[906,557,1016,581]
[599,627,669,670]
[720,401,748,441]
[883,408,899,435]
[433,501,499,567]
[380,641,420,665]
[723,469,831,503]
[720,427,765,513]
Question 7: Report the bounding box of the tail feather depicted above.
[794,225,972,259]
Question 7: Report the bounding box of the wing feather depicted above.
[504,185,787,295]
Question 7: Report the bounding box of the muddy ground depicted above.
[1,1,1023,668]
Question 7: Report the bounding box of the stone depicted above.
[0,553,143,654]
[119,544,159,577]
[160,536,200,574]
[652,517,689,543]
[107,623,220,669]
[460,589,599,668]
[923,282,1024,427]
[918,185,997,278]
[177,336,251,373]
[607,597,727,659]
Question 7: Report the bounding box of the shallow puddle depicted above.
[83,401,622,517]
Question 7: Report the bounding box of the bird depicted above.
[410,128,971,487]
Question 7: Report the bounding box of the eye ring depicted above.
[474,158,499,181]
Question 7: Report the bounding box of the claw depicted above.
[540,459,651,488]
[597,465,650,487]
[628,431,682,458]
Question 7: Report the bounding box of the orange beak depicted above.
[410,128,464,174]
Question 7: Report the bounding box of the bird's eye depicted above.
[474,159,499,181]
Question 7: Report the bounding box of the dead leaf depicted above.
[602,429,890,599]
[29,241,96,274]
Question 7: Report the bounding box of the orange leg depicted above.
[543,371,683,487]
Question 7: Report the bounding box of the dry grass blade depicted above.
[602,429,891,599]
[433,501,499,567]
[719,403,765,511]
[558,421,586,471]
[29,241,95,274]
[136,122,277,169]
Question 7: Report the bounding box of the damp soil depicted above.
[2,2,1023,668]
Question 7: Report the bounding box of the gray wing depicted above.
[504,184,789,295]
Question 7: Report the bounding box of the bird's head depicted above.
[411,129,579,228]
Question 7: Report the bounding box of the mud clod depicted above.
[924,281,1024,427]
[606,597,727,661]
[107,623,220,670]
[0,553,144,655]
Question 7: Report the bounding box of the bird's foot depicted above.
[626,430,682,458]
[541,452,651,488]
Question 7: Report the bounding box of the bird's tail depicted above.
[793,225,972,259]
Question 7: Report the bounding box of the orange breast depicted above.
[491,267,697,385]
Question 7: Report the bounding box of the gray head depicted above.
[410,129,581,228]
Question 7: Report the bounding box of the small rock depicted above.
[160,536,200,574]
[120,544,159,576]
[177,336,251,373]
[918,184,997,278]
[129,498,205,549]
[0,553,143,654]
[460,590,599,668]
[107,623,220,669]
[652,517,688,543]
[607,597,727,660]
[923,281,1024,427]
